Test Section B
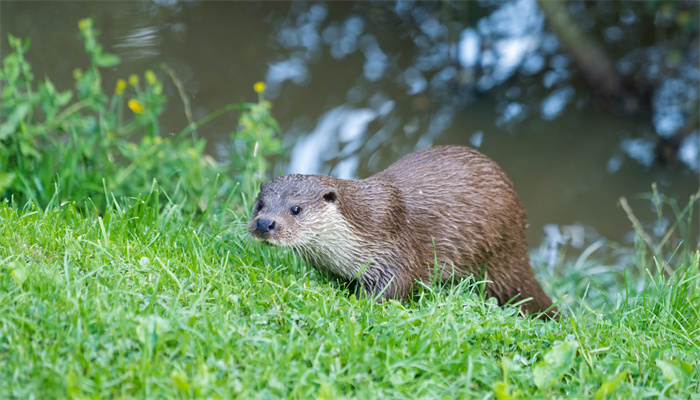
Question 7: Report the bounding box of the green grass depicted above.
[1,191,698,399]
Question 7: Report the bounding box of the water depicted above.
[1,1,698,249]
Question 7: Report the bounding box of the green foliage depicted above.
[232,84,282,197]
[532,341,578,389]
[595,371,628,400]
[0,18,280,210]
[0,196,698,399]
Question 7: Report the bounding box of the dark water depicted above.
[1,1,698,252]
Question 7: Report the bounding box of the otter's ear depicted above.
[259,182,268,192]
[323,189,338,203]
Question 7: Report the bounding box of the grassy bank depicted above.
[2,19,699,400]
[0,194,698,399]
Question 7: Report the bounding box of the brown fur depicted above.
[248,145,557,319]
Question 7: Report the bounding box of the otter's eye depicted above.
[290,205,301,216]
[256,201,264,211]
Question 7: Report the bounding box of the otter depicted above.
[248,145,557,318]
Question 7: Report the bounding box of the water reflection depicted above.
[540,87,574,120]
[477,0,544,86]
[621,138,656,167]
[542,223,587,273]
[0,0,697,246]
[267,56,310,97]
[288,105,378,178]
[679,134,700,170]
[653,78,695,137]
[114,26,162,59]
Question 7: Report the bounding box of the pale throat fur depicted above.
[294,203,372,281]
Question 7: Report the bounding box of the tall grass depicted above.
[0,191,698,398]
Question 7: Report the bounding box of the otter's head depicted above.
[247,175,340,248]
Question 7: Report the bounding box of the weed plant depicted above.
[0,19,280,210]
[1,19,699,400]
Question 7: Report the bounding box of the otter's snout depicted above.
[255,218,277,236]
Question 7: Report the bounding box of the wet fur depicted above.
[248,146,557,318]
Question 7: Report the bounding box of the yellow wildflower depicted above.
[145,70,157,85]
[78,19,91,31]
[253,81,266,93]
[127,99,144,114]
[129,74,139,86]
[115,79,126,96]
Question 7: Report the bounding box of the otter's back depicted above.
[374,145,528,278]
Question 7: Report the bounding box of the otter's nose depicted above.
[255,218,277,235]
